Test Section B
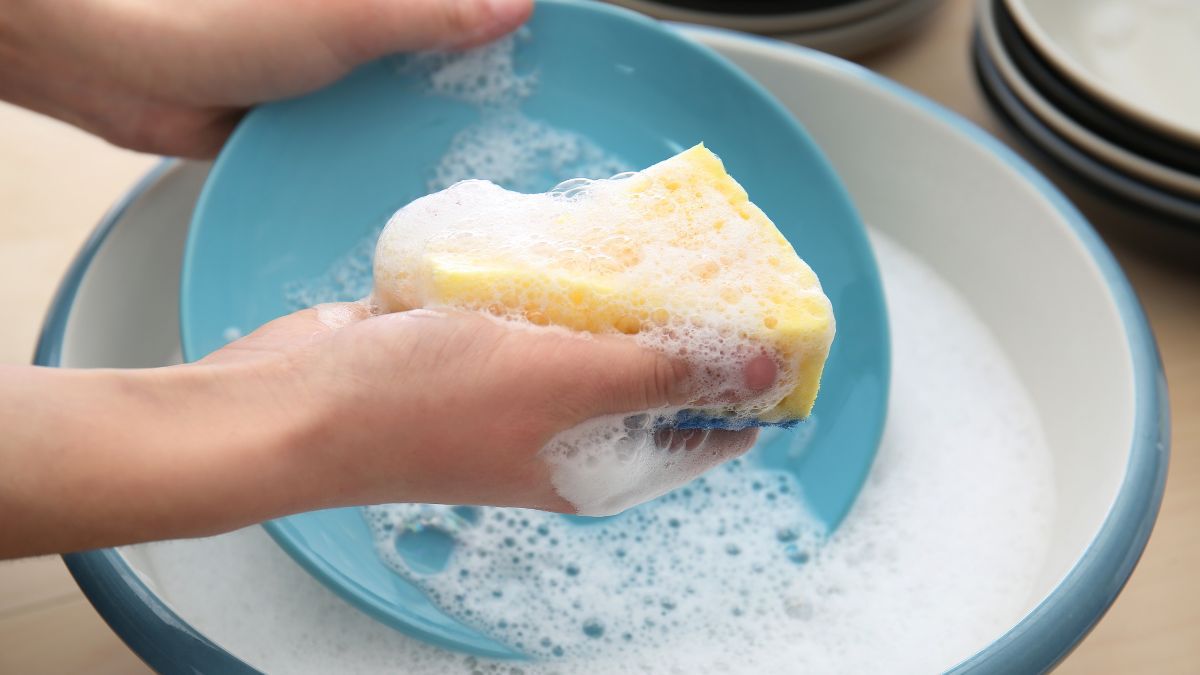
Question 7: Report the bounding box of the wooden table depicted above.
[1,1,1196,672]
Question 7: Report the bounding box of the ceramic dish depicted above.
[50,27,1166,674]
[1005,0,1200,148]
[180,0,889,657]
[604,0,903,34]
[973,27,1200,227]
[977,0,1200,200]
[779,0,942,58]
[992,0,1200,177]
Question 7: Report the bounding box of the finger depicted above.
[703,429,758,461]
[329,0,534,62]
[551,335,694,419]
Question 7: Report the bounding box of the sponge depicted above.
[373,144,834,425]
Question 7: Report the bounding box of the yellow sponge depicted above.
[374,144,834,423]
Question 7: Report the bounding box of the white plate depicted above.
[980,0,1200,200]
[1006,0,1200,148]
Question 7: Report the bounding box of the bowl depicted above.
[1004,0,1200,149]
[603,0,904,34]
[179,0,888,658]
[47,26,1166,674]
[972,19,1200,227]
[980,0,1200,200]
[992,0,1200,177]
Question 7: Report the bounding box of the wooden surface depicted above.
[0,1,1196,672]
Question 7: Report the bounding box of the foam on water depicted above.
[133,231,1056,674]
[176,36,1059,672]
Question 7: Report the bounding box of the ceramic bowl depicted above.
[179,0,888,657]
[973,19,1200,227]
[979,0,1200,200]
[46,26,1166,675]
[1005,0,1200,148]
[604,0,903,34]
[993,0,1200,177]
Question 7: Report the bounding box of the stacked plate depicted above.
[974,0,1200,228]
[606,0,943,57]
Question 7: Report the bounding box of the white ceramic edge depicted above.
[980,1,1200,200]
[605,0,904,34]
[1004,0,1200,148]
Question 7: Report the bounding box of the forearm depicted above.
[0,362,317,558]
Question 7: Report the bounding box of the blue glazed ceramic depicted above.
[178,0,888,657]
[44,25,1166,675]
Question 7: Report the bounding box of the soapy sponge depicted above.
[373,144,834,425]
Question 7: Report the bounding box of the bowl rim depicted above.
[1004,0,1200,148]
[43,26,1167,675]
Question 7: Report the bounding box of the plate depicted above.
[1006,0,1200,148]
[179,0,889,657]
[604,0,904,34]
[982,0,1200,199]
[973,17,1200,227]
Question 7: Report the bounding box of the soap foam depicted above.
[235,37,1056,672]
[133,231,1056,674]
[373,175,819,394]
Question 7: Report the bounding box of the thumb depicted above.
[331,0,534,60]
[200,302,372,366]
[560,336,695,417]
[548,335,780,421]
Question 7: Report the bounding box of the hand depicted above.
[205,304,767,513]
[0,304,767,558]
[0,0,532,157]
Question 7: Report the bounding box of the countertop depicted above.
[1,1,1196,672]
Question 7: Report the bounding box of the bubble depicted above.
[581,619,605,639]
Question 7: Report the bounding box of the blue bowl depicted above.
[179,0,889,658]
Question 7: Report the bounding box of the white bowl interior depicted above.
[62,163,208,369]
[57,32,1135,669]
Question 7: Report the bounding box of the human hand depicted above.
[0,303,770,557]
[206,304,770,514]
[0,0,532,157]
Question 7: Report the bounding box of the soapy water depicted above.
[365,456,824,662]
[246,36,1052,671]
[136,231,1055,674]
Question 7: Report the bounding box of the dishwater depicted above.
[136,230,1055,674]
[150,35,1057,673]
